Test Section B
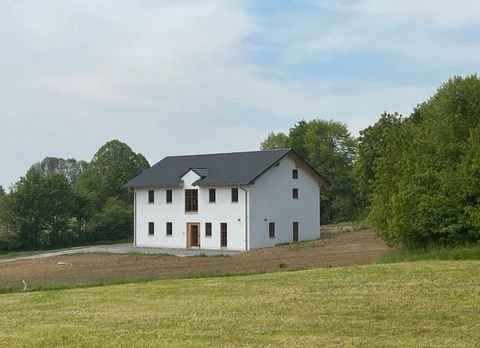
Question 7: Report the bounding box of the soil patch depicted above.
[0,229,389,288]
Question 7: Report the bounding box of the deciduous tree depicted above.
[260,132,289,150]
[355,112,403,212]
[4,169,77,248]
[369,75,480,247]
[76,139,149,209]
[30,157,88,185]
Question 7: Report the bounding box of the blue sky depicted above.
[1,0,480,188]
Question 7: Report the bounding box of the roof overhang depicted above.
[247,149,330,188]
[288,150,330,188]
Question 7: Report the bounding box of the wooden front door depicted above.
[293,222,299,242]
[187,223,200,248]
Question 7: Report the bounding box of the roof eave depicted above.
[123,182,184,189]
[246,148,293,184]
[288,149,330,188]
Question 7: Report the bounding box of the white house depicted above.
[124,149,329,250]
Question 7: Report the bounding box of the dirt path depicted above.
[0,229,389,289]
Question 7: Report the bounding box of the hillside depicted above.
[1,261,479,347]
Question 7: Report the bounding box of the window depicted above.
[292,188,299,199]
[205,222,212,237]
[209,188,216,203]
[166,189,172,203]
[185,189,198,212]
[269,222,275,238]
[292,169,298,179]
[148,222,155,236]
[231,188,239,203]
[221,223,227,247]
[148,190,154,204]
[166,222,172,236]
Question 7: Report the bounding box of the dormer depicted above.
[181,168,208,188]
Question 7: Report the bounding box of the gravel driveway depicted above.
[0,244,240,264]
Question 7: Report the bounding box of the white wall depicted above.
[248,155,320,249]
[135,170,247,250]
[134,155,320,250]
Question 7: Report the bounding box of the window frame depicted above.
[292,188,299,199]
[148,222,155,236]
[231,187,239,203]
[185,189,198,212]
[205,222,212,237]
[166,189,172,204]
[209,188,216,203]
[148,190,154,204]
[269,222,275,238]
[166,222,172,236]
[292,169,298,179]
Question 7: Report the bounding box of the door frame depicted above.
[187,223,201,248]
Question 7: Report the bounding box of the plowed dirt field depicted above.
[0,228,389,288]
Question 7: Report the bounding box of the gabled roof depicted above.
[124,149,329,189]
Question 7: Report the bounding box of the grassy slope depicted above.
[1,261,479,347]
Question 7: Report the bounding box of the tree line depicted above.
[261,74,480,248]
[0,140,149,251]
[1,75,479,251]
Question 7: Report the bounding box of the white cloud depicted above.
[281,0,480,70]
[30,1,321,122]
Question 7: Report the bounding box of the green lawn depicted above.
[1,261,479,347]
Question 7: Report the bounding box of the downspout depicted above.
[240,186,248,251]
[318,185,321,238]
[134,191,137,247]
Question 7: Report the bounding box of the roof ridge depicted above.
[164,148,291,159]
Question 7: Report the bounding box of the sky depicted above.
[1,0,480,189]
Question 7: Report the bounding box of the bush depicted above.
[88,198,133,241]
[381,243,480,263]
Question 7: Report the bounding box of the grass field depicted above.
[1,260,479,347]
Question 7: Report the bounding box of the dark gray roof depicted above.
[124,149,328,188]
[190,168,208,178]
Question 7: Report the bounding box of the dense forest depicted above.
[0,75,479,251]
